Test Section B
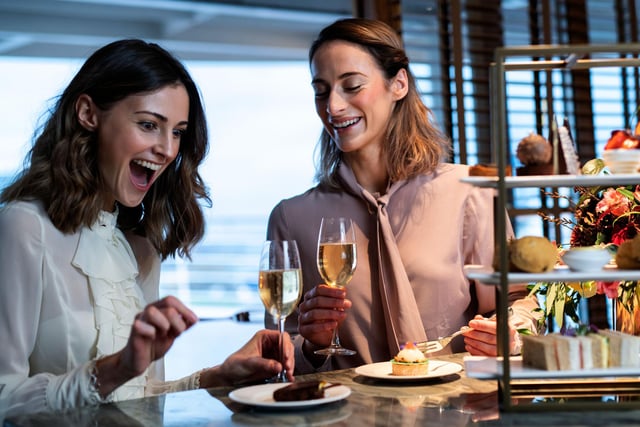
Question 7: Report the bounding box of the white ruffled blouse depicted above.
[0,200,199,417]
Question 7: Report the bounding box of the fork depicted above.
[416,311,506,354]
[416,327,472,354]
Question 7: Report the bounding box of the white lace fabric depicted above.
[72,209,147,401]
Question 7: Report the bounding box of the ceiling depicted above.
[0,0,354,61]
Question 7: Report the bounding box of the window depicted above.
[402,0,639,242]
[0,58,320,318]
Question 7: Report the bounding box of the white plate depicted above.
[354,360,463,381]
[228,383,351,409]
[464,355,640,379]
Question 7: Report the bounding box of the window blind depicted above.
[401,0,639,241]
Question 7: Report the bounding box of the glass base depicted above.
[314,346,356,356]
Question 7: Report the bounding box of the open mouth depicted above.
[130,159,161,188]
[332,117,360,129]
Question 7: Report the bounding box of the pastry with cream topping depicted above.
[391,342,429,376]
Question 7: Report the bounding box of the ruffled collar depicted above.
[72,209,147,400]
[73,209,139,280]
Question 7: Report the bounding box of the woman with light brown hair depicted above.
[267,18,539,373]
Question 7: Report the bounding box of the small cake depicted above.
[469,163,512,177]
[516,132,554,176]
[391,342,429,376]
[516,163,555,176]
[273,380,328,401]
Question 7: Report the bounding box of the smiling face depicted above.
[76,84,189,211]
[310,40,407,159]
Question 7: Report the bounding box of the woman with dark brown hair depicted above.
[0,39,293,416]
[267,18,539,373]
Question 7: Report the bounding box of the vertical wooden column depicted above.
[566,0,595,162]
[352,0,402,34]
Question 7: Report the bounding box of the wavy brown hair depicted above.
[1,39,210,260]
[309,18,451,188]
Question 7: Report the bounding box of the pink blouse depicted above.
[267,162,539,373]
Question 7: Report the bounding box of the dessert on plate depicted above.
[391,341,429,376]
[273,380,331,401]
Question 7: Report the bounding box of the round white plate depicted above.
[354,360,462,381]
[228,383,351,409]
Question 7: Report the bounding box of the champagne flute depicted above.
[258,240,302,382]
[314,217,357,356]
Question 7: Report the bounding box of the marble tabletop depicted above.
[6,353,640,426]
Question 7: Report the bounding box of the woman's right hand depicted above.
[96,296,198,397]
[297,284,352,348]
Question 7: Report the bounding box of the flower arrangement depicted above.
[531,158,640,331]
[571,163,640,248]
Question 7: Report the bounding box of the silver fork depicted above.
[416,327,472,354]
[417,311,504,354]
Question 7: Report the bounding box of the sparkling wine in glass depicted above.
[314,217,357,356]
[258,240,302,382]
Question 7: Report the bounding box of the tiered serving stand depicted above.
[464,43,640,411]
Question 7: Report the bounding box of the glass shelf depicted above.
[464,264,640,285]
[464,356,640,380]
[461,174,640,189]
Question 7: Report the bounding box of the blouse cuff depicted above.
[146,369,202,395]
[43,360,111,411]
[87,360,112,405]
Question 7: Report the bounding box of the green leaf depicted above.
[528,282,544,296]
[553,290,566,328]
[546,284,557,317]
[617,187,635,200]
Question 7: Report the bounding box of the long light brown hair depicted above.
[309,18,451,188]
[1,39,210,260]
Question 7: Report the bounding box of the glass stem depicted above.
[277,315,286,382]
[331,326,340,348]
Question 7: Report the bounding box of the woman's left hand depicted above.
[201,329,295,387]
[463,315,519,356]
